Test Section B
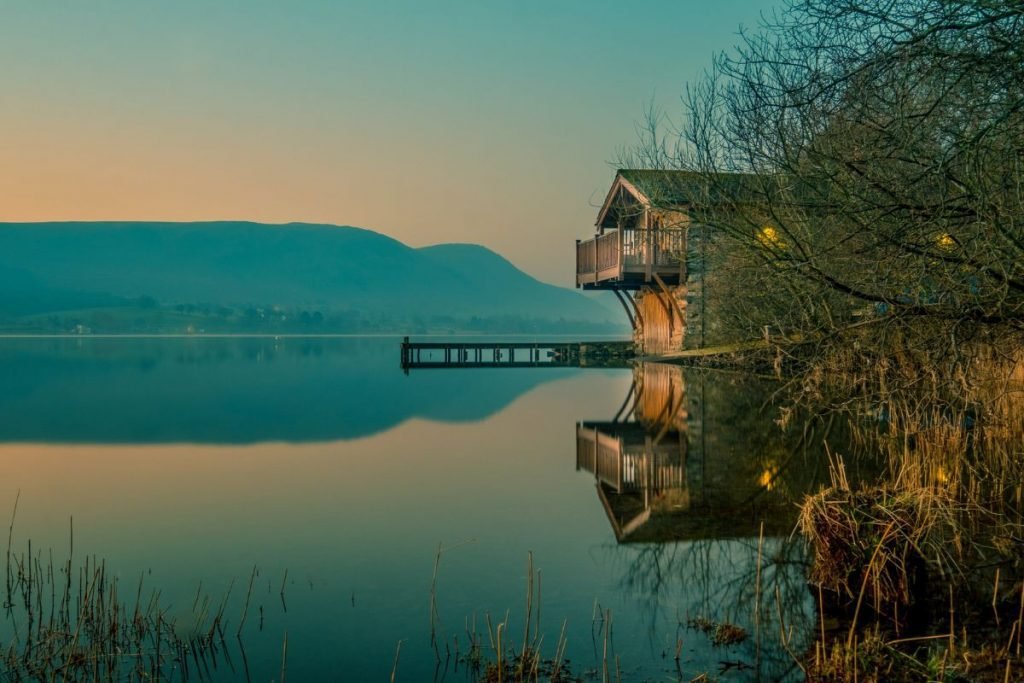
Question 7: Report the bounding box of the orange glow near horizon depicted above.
[0,1,779,286]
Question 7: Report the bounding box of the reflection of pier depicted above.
[576,363,830,543]
[402,339,577,370]
[400,338,633,371]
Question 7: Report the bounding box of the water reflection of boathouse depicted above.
[576,363,847,543]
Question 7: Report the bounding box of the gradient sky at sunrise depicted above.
[1,1,779,285]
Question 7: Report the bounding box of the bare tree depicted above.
[626,0,1024,403]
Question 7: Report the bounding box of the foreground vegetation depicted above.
[1,518,266,681]
[624,0,1024,676]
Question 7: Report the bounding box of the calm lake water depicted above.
[0,337,875,681]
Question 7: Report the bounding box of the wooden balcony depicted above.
[575,422,686,494]
[575,228,687,290]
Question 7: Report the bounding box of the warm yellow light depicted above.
[937,233,956,250]
[757,225,784,249]
[758,462,779,490]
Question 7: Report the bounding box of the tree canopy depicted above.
[629,0,1024,399]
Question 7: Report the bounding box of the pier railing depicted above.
[400,338,634,372]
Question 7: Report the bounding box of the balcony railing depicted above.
[576,228,686,287]
[576,422,688,494]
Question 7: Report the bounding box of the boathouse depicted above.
[575,169,754,353]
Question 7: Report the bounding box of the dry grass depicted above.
[687,616,749,647]
[1,544,251,681]
[795,346,1024,679]
[435,552,580,683]
[798,458,967,609]
[806,625,1024,683]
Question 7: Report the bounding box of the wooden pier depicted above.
[400,337,633,371]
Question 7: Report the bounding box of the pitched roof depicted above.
[596,169,769,228]
[619,169,767,205]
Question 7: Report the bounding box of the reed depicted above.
[385,639,400,683]
[798,435,1023,680]
[0,520,274,682]
[237,564,257,637]
[420,550,577,683]
[280,628,288,683]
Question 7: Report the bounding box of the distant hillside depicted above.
[0,222,622,334]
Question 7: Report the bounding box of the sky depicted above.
[0,0,780,286]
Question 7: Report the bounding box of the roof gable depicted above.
[595,174,650,229]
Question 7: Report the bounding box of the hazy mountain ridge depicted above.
[0,221,621,333]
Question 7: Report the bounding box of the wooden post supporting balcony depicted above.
[617,226,624,277]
